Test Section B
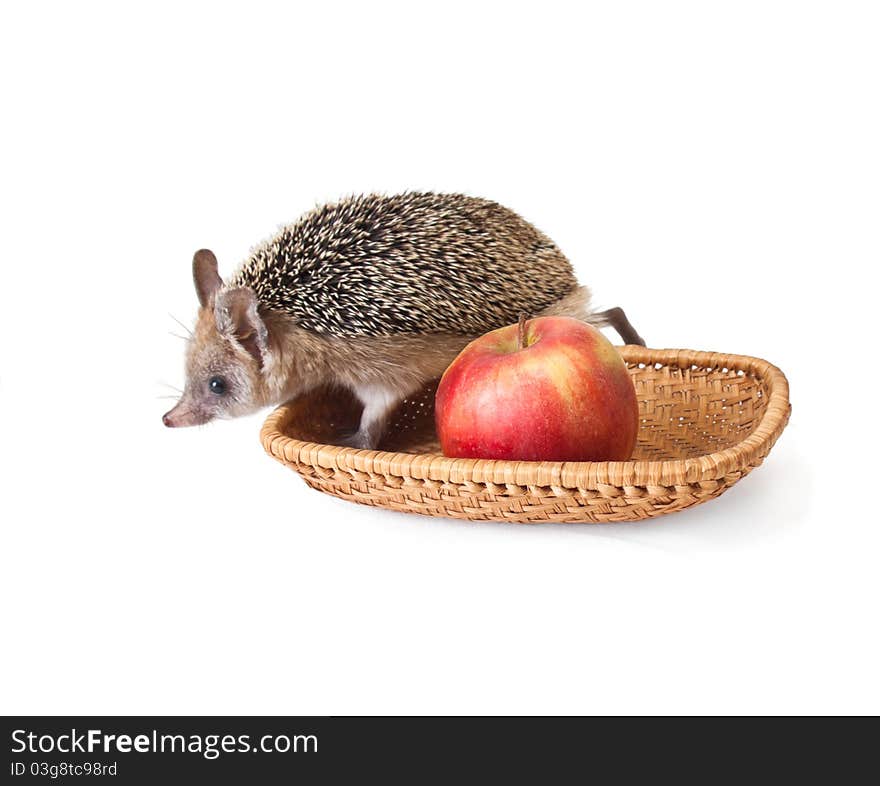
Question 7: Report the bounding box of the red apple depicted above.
[435,316,639,462]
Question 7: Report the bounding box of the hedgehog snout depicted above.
[162,398,211,428]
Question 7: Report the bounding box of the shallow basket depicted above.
[260,347,791,524]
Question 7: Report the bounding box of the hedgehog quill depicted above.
[163,192,644,448]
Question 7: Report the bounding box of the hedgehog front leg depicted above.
[341,383,407,450]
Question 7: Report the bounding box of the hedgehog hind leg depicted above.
[540,286,646,346]
[537,285,592,320]
[590,306,646,346]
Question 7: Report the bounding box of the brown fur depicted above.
[163,193,643,445]
[163,288,592,441]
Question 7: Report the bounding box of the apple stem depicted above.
[517,313,529,350]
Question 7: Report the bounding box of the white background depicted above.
[1,1,877,715]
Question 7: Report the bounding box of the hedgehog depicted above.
[163,192,644,448]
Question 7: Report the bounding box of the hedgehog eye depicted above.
[209,376,227,395]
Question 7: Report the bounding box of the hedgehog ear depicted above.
[193,249,223,307]
[214,287,268,366]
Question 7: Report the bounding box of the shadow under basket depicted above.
[260,347,791,524]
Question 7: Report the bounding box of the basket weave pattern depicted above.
[261,347,791,523]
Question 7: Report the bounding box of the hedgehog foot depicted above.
[336,427,378,451]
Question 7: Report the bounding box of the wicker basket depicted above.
[260,347,791,524]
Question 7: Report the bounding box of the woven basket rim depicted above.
[260,347,791,489]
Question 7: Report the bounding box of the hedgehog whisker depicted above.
[168,313,194,338]
[159,382,184,394]
[169,331,189,341]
